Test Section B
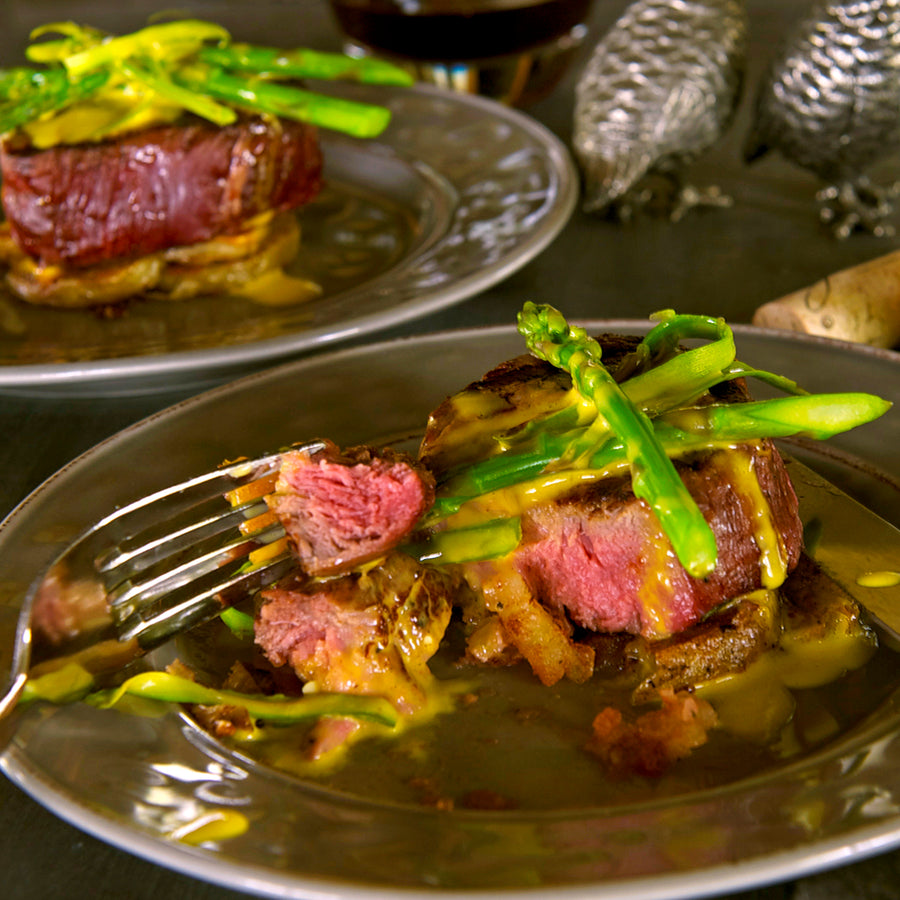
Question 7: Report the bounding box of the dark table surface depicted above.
[1,1,899,898]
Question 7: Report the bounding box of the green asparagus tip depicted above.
[517,302,720,578]
[517,301,568,346]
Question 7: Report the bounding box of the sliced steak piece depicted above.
[267,441,435,577]
[0,115,323,268]
[254,553,455,713]
[515,440,802,640]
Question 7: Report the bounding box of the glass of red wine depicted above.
[327,0,595,106]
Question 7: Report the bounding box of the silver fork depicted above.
[0,441,323,723]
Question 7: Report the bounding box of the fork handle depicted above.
[0,672,27,719]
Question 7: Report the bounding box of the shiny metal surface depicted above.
[784,458,900,641]
[0,448,321,739]
[2,0,900,898]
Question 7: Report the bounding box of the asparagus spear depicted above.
[200,44,414,86]
[485,313,808,466]
[584,393,891,471]
[120,59,236,126]
[21,664,399,727]
[87,671,399,726]
[58,20,231,75]
[0,68,108,135]
[25,22,106,65]
[0,18,410,144]
[517,302,719,578]
[404,517,523,564]
[177,65,393,138]
[435,392,891,518]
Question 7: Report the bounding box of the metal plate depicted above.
[0,322,898,899]
[0,84,577,395]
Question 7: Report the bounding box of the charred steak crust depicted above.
[0,115,323,268]
[420,353,573,476]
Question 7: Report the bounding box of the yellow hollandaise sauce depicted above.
[176,560,892,811]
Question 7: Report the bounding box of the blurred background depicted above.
[1,0,898,340]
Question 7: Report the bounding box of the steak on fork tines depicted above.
[267,440,436,577]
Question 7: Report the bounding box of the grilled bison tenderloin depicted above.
[422,336,804,642]
[0,115,323,268]
[267,441,435,577]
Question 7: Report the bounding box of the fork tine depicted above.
[13,442,326,691]
[96,450,284,532]
[93,453,285,571]
[100,449,296,611]
[98,498,272,582]
[106,519,287,613]
[115,551,296,646]
[98,445,330,644]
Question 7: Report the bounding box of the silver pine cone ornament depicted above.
[573,0,748,221]
[745,0,900,239]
